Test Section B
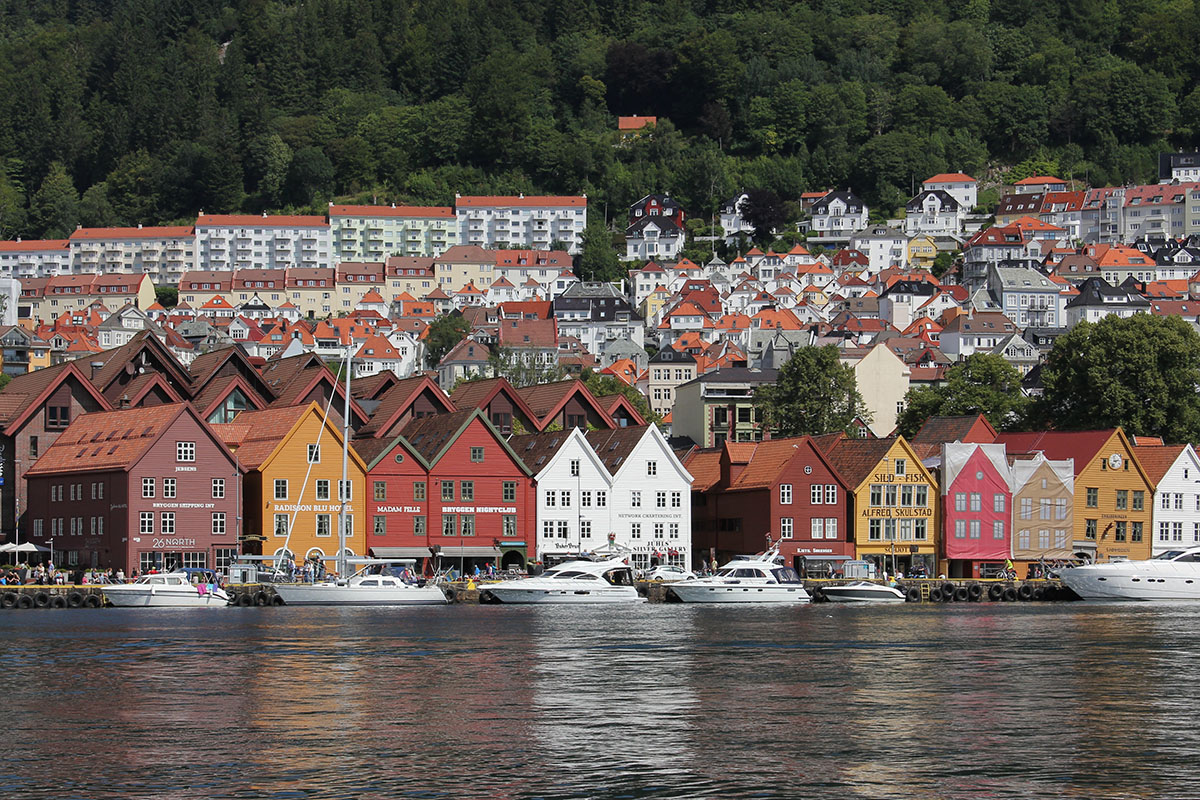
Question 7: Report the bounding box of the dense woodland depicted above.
[0,0,1197,241]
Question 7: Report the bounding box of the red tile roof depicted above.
[69,226,193,240]
[455,196,585,208]
[328,205,453,218]
[1130,444,1188,487]
[196,213,327,227]
[26,403,189,475]
[924,173,976,184]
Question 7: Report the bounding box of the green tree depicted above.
[580,370,660,426]
[155,287,178,308]
[79,183,118,227]
[0,170,26,239]
[423,314,470,368]
[578,221,623,281]
[754,346,869,436]
[284,146,334,206]
[1033,314,1200,442]
[740,188,786,244]
[486,346,567,387]
[895,354,1029,438]
[30,161,79,238]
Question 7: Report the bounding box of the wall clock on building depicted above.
[1108,453,1122,470]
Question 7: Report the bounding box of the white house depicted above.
[904,190,965,237]
[626,216,685,261]
[0,239,71,279]
[68,225,197,284]
[921,173,977,211]
[849,226,907,273]
[1063,277,1151,328]
[514,425,692,570]
[1134,442,1200,556]
[719,192,755,243]
[195,213,331,271]
[807,190,868,244]
[328,204,458,261]
[455,195,587,254]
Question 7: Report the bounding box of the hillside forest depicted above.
[0,0,1196,242]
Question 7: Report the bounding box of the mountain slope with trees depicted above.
[0,0,1195,240]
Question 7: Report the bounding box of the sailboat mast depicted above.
[338,343,351,579]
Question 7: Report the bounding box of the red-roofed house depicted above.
[68,225,196,284]
[922,173,978,210]
[195,213,330,271]
[455,196,586,254]
[328,204,457,260]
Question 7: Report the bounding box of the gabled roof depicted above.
[723,436,849,491]
[994,429,1144,480]
[683,447,723,492]
[357,375,454,439]
[370,407,531,474]
[448,376,539,426]
[586,425,656,476]
[821,437,908,488]
[514,379,611,430]
[593,393,647,425]
[911,415,998,445]
[216,403,364,473]
[1130,444,1189,488]
[0,361,111,434]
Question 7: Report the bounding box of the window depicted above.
[29,436,39,458]
[316,480,330,501]
[869,519,881,541]
[212,513,226,535]
[870,485,883,506]
[993,494,1005,513]
[556,520,569,539]
[993,521,1005,539]
[545,490,556,507]
[630,523,641,539]
[442,514,457,536]
[142,477,155,498]
[596,490,607,507]
[307,444,321,463]
[1160,521,1171,542]
[503,515,517,537]
[825,518,838,539]
[1086,488,1098,508]
[631,491,641,508]
[894,458,907,476]
[825,485,837,504]
[671,491,681,508]
[140,512,154,534]
[669,523,679,539]
[274,514,289,537]
[212,479,225,499]
[374,481,387,501]
[955,520,966,539]
[541,520,554,540]
[161,512,175,535]
[316,514,332,537]
[1086,519,1097,539]
[441,481,454,501]
[1115,521,1127,542]
[1162,493,1171,510]
[414,482,426,501]
[811,485,824,505]
[915,486,927,506]
[471,447,485,463]
[503,481,516,502]
[46,405,70,429]
[570,459,579,477]
[1176,493,1184,510]
[955,492,966,512]
[1132,522,1144,543]
[1116,490,1128,510]
[1132,490,1144,511]
[647,461,657,476]
[780,518,794,539]
[461,515,475,537]
[1020,497,1033,519]
[813,518,826,539]
[970,493,981,512]
[414,516,425,537]
[656,491,666,508]
[163,478,176,499]
[274,479,288,500]
[461,481,474,501]
[176,441,196,462]
[338,480,352,502]
[914,519,927,540]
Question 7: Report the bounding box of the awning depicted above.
[371,546,512,558]
[370,547,437,559]
[798,555,853,561]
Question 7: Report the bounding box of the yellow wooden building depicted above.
[997,429,1153,562]
[822,436,939,575]
[215,402,368,570]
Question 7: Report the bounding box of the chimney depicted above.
[119,393,130,409]
[90,361,104,378]
[137,223,142,229]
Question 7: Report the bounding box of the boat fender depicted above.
[238,592,253,607]
[942,582,956,597]
[1032,586,1045,601]
[811,587,825,602]
[84,594,102,608]
[967,583,984,601]
[1002,587,1018,602]
[905,587,921,603]
[66,591,84,608]
[1017,584,1034,601]
[987,584,1004,601]
[253,591,270,606]
[270,594,285,606]
[33,591,50,608]
[953,587,970,602]
[16,594,34,608]
[1,591,16,609]
[225,592,241,606]
[49,595,67,609]
[927,587,943,602]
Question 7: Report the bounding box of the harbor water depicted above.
[1,602,1195,799]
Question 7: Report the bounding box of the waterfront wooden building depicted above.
[215,403,368,569]
[996,429,1153,562]
[23,403,241,573]
[355,408,536,571]
[940,442,1013,578]
[686,436,853,572]
[1009,452,1075,565]
[819,435,939,576]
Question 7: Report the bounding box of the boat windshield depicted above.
[603,568,634,586]
[1155,551,1186,560]
[771,567,802,584]
[551,570,587,579]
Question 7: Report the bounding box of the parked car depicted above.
[645,565,696,582]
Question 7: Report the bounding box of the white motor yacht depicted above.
[1058,548,1200,600]
[818,581,907,603]
[101,569,230,608]
[668,551,810,604]
[273,570,449,606]
[480,559,642,604]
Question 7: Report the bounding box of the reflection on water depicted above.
[0,603,1197,798]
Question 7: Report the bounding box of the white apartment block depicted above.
[68,226,196,284]
[0,239,71,279]
[195,213,331,271]
[455,195,587,255]
[328,204,458,262]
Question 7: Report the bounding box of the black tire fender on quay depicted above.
[1002,587,1018,602]
[16,594,34,608]
[238,592,253,607]
[225,592,241,606]
[988,584,1004,601]
[811,587,825,602]
[270,594,285,606]
[253,591,270,606]
[968,583,984,601]
[83,594,102,608]
[33,591,50,608]
[928,587,944,602]
[66,591,84,608]
[953,586,970,602]
[1017,583,1034,601]
[905,586,921,603]
[49,595,67,609]
[942,582,956,597]
[1,591,17,608]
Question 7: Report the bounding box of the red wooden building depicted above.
[940,442,1013,578]
[686,436,854,572]
[356,408,536,571]
[23,403,241,574]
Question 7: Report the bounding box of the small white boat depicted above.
[272,571,449,606]
[1058,548,1200,600]
[101,569,230,608]
[819,581,907,603]
[668,549,810,604]
[480,559,642,604]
